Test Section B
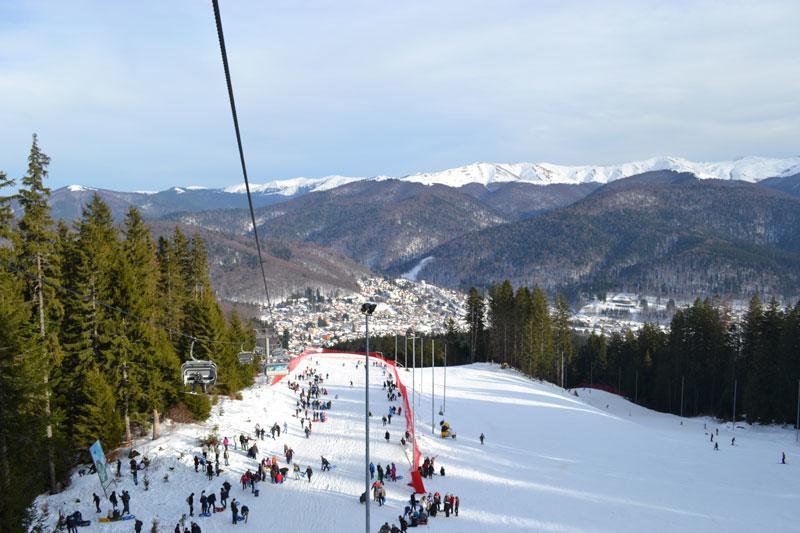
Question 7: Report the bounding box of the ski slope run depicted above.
[33,355,800,532]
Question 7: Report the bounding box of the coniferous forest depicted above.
[337,280,800,429]
[0,137,258,529]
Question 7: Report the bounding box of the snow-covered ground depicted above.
[32,355,800,532]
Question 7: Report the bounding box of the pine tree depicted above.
[464,287,485,363]
[72,367,123,456]
[0,168,49,528]
[513,287,532,370]
[16,134,61,493]
[156,232,187,347]
[552,292,573,385]
[114,208,180,439]
[487,281,514,364]
[0,170,15,243]
[528,286,553,379]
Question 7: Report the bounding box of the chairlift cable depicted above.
[211,0,274,321]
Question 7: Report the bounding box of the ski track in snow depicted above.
[402,257,434,282]
[33,357,800,532]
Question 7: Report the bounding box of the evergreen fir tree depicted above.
[15,134,61,494]
[528,286,553,378]
[72,367,123,455]
[464,287,485,363]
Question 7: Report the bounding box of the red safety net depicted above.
[316,349,427,494]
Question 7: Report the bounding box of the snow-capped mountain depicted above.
[232,155,800,193]
[223,175,367,196]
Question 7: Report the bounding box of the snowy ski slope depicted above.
[33,354,800,532]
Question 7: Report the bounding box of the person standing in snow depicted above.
[200,490,208,515]
[480,433,485,445]
[454,495,460,516]
[369,462,375,479]
[782,452,787,464]
[224,448,229,466]
[193,455,199,472]
[306,465,313,483]
[92,493,101,513]
[130,458,138,486]
[134,519,143,532]
[121,490,131,515]
[731,437,735,446]
[385,430,390,442]
[109,490,118,510]
[187,492,194,516]
[206,462,213,480]
[230,499,238,525]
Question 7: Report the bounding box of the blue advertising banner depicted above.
[89,440,111,492]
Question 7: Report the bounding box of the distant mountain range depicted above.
[28,156,800,301]
[399,171,800,297]
[42,155,800,221]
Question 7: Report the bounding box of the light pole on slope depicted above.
[361,302,377,533]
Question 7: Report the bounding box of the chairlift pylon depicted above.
[181,339,218,393]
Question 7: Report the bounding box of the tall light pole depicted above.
[395,334,398,367]
[732,379,738,434]
[443,343,447,415]
[408,329,417,472]
[361,302,376,533]
[420,336,424,410]
[431,338,435,435]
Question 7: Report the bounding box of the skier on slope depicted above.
[480,433,485,445]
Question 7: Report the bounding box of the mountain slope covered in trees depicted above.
[0,138,259,530]
[403,171,800,297]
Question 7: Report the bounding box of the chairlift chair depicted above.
[181,339,218,393]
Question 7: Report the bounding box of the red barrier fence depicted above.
[294,349,426,493]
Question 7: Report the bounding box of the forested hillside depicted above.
[405,171,800,297]
[169,179,511,270]
[0,137,259,530]
[339,280,800,427]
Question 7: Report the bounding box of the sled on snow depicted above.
[99,514,136,523]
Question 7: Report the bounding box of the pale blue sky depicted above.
[1,0,798,190]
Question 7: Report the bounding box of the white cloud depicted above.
[0,0,798,189]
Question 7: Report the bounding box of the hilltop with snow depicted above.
[30,353,800,532]
[230,155,800,194]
